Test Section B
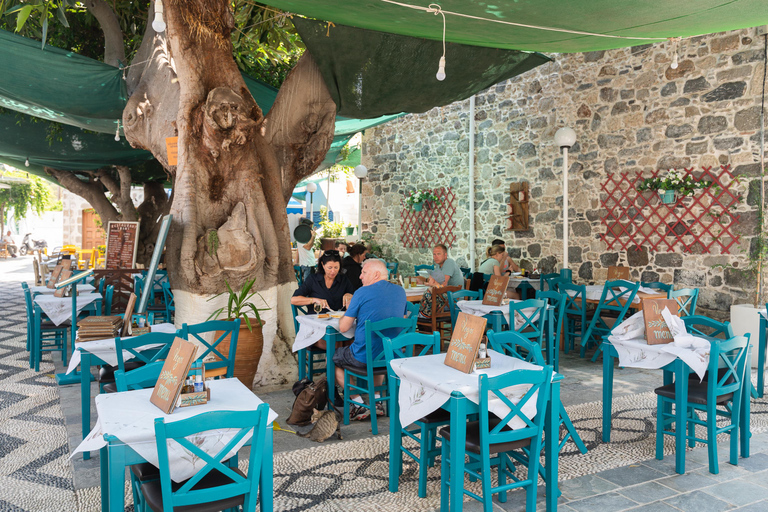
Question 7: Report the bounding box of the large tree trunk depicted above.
[123,0,336,388]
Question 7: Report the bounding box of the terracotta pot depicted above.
[216,318,264,388]
[320,238,337,251]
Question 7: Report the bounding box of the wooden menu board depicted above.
[47,264,64,288]
[150,337,198,414]
[483,275,511,306]
[444,312,487,373]
[53,270,72,297]
[643,299,680,345]
[105,221,140,269]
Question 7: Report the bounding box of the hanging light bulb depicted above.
[669,37,680,69]
[436,56,446,81]
[114,120,121,142]
[671,52,679,69]
[152,0,166,33]
[25,158,30,167]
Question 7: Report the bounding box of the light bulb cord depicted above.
[426,4,446,60]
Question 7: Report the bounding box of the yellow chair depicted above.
[77,249,96,269]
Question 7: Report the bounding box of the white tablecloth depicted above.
[403,284,429,298]
[33,293,102,326]
[456,299,539,330]
[565,284,659,304]
[391,350,542,430]
[66,323,177,374]
[292,314,355,352]
[508,278,540,290]
[29,284,95,295]
[72,378,278,482]
[607,311,710,379]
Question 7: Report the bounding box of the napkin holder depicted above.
[178,364,210,408]
[474,355,491,370]
[131,326,151,336]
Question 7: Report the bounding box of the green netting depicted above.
[267,0,768,53]
[294,18,550,119]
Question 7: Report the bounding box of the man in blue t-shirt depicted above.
[335,258,407,421]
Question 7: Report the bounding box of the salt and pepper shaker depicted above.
[478,342,487,359]
[194,374,204,392]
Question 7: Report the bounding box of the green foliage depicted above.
[313,206,344,249]
[636,170,712,196]
[206,278,271,331]
[0,169,55,232]
[360,233,398,262]
[404,188,442,209]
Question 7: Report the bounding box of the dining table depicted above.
[602,312,751,474]
[71,378,277,512]
[293,314,355,402]
[66,322,177,459]
[388,350,562,511]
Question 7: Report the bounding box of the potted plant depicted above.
[315,206,345,250]
[345,223,355,236]
[637,169,712,204]
[207,278,270,387]
[404,188,442,211]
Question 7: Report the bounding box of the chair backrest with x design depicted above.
[536,290,565,346]
[365,315,418,368]
[115,332,178,369]
[153,405,269,511]
[291,304,310,335]
[559,282,587,316]
[598,279,640,314]
[669,288,699,317]
[509,299,546,344]
[180,320,241,379]
[382,331,441,364]
[641,281,672,294]
[487,330,544,365]
[478,366,553,453]
[682,315,733,340]
[540,273,562,292]
[706,335,750,401]
[448,289,483,328]
[414,264,435,273]
[114,360,166,391]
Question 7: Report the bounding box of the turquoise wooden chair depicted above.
[293,265,304,286]
[508,299,546,346]
[540,272,562,292]
[669,287,699,317]
[100,332,178,393]
[24,287,68,370]
[180,319,240,379]
[560,282,587,355]
[487,330,587,454]
[536,290,566,371]
[414,264,434,273]
[439,366,553,512]
[460,266,472,279]
[386,261,399,276]
[291,304,326,380]
[139,405,269,512]
[682,315,733,339]
[343,315,416,435]
[583,280,639,361]
[655,335,750,474]
[405,301,420,320]
[103,284,114,315]
[383,331,445,498]
[447,289,483,329]
[641,281,673,294]
[160,281,175,323]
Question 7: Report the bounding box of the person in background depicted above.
[478,245,507,276]
[297,228,317,280]
[341,243,367,290]
[491,238,520,274]
[335,259,407,420]
[426,244,463,287]
[2,231,18,258]
[335,240,348,260]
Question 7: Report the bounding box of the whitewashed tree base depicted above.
[730,303,761,368]
[174,282,299,390]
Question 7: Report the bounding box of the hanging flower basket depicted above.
[404,188,441,211]
[412,202,424,212]
[658,189,677,204]
[637,169,712,203]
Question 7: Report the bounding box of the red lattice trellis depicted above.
[400,187,457,248]
[600,165,741,254]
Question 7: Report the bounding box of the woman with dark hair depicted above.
[341,243,368,290]
[291,250,355,313]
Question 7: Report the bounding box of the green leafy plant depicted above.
[404,188,442,209]
[636,170,712,196]
[206,278,270,331]
[313,206,344,249]
[361,233,398,262]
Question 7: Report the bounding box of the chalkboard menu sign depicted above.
[643,299,680,345]
[483,275,511,306]
[444,312,487,373]
[105,221,140,269]
[150,337,198,414]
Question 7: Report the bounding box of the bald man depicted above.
[335,258,407,420]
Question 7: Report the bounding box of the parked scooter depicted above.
[18,233,48,256]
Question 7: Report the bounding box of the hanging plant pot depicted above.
[658,189,677,204]
[411,202,424,212]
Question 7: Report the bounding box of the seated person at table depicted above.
[478,245,507,276]
[335,259,407,420]
[3,231,18,258]
[341,243,367,290]
[492,238,520,274]
[425,244,464,287]
[335,240,348,260]
[291,251,355,350]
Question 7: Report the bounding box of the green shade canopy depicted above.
[265,0,768,52]
[294,18,550,119]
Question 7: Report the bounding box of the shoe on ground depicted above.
[376,401,386,417]
[350,403,370,421]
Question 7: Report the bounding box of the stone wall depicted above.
[361,28,767,317]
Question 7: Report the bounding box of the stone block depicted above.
[664,59,695,80]
[599,87,617,102]
[568,246,583,264]
[517,143,537,159]
[660,82,677,97]
[713,137,743,150]
[611,101,630,115]
[645,109,669,124]
[600,253,619,267]
[626,245,649,267]
[598,65,618,76]
[710,34,740,53]
[732,49,766,65]
[697,116,728,135]
[640,270,660,282]
[673,269,707,287]
[655,252,683,267]
[665,124,693,139]
[597,134,626,148]
[577,104,592,118]
[578,261,593,280]
[571,221,592,237]
[584,51,605,62]
[724,267,756,289]
[683,76,710,93]
[669,97,690,107]
[734,106,761,131]
[686,141,709,155]
[636,128,653,143]
[702,82,746,102]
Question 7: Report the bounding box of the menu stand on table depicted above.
[55,269,98,386]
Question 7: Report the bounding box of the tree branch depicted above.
[263,52,336,199]
[116,166,139,221]
[45,168,120,224]
[83,0,126,67]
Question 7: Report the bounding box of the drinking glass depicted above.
[314,302,323,314]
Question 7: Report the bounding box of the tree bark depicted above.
[83,0,126,67]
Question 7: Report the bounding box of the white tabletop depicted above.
[33,292,102,326]
[456,299,540,330]
[390,350,543,430]
[72,378,278,482]
[403,284,429,297]
[508,277,540,290]
[66,322,177,374]
[29,283,95,295]
[292,314,355,352]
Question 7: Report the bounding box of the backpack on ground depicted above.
[287,376,329,426]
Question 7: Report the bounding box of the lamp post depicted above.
[554,127,577,276]
[353,165,368,237]
[306,182,317,225]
